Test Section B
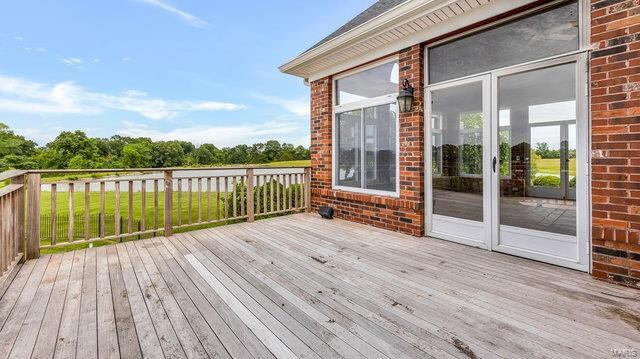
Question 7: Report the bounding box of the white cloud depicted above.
[59,57,84,69]
[135,0,208,28]
[121,57,131,63]
[12,36,24,41]
[0,74,246,120]
[254,94,309,117]
[118,119,307,147]
[35,48,46,53]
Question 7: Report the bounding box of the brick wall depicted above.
[309,44,425,236]
[590,0,640,287]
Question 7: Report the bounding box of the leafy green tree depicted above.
[199,144,222,163]
[46,130,100,168]
[68,154,96,169]
[192,146,215,165]
[0,123,38,170]
[122,142,153,168]
[263,140,282,162]
[151,141,185,167]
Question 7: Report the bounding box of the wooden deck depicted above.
[0,214,638,358]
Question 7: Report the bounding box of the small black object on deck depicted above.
[318,206,334,219]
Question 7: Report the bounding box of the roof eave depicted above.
[279,0,443,78]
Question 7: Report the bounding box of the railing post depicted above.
[164,170,173,236]
[11,175,25,260]
[305,167,311,213]
[26,173,40,259]
[246,168,254,222]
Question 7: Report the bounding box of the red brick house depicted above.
[280,0,640,288]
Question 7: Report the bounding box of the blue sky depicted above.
[0,0,372,147]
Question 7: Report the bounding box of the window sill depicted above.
[332,185,400,198]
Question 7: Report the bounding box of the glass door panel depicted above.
[428,76,490,248]
[494,61,579,264]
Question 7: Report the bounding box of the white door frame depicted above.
[490,53,590,272]
[425,74,492,249]
[424,53,589,272]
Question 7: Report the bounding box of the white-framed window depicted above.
[333,58,400,196]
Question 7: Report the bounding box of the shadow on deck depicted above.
[0,213,638,358]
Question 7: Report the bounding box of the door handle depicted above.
[493,157,497,173]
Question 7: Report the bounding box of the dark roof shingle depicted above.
[304,0,408,53]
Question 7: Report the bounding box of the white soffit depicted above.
[280,0,540,82]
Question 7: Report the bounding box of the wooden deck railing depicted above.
[0,170,26,294]
[0,166,310,261]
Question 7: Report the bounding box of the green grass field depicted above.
[38,160,311,254]
[39,190,226,254]
[534,158,576,177]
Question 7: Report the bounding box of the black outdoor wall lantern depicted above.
[397,78,414,113]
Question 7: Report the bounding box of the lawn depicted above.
[534,158,576,177]
[39,190,227,254]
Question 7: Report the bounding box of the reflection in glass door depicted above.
[427,76,490,248]
[492,59,586,269]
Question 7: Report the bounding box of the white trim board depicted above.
[281,0,547,82]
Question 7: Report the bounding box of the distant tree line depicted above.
[0,123,310,171]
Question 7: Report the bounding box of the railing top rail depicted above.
[0,184,24,197]
[27,165,310,175]
[0,169,27,182]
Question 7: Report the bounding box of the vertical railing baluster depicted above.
[305,167,311,213]
[277,174,281,212]
[240,176,245,216]
[293,173,302,209]
[232,176,237,218]
[68,182,74,242]
[262,175,267,214]
[188,178,193,225]
[1,196,5,272]
[51,184,57,246]
[246,169,254,222]
[84,182,90,240]
[141,180,146,232]
[177,178,182,227]
[163,170,173,236]
[224,177,229,221]
[198,178,202,224]
[288,174,293,210]
[257,176,262,215]
[99,182,105,238]
[114,181,120,238]
[128,181,134,234]
[153,180,159,234]
[11,175,24,258]
[283,174,288,210]
[216,177,220,221]
[270,176,274,213]
[207,178,212,222]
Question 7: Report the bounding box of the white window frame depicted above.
[332,56,400,197]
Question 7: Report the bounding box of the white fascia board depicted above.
[279,0,446,76]
[281,0,539,82]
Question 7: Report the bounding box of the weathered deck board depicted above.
[2,213,639,358]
